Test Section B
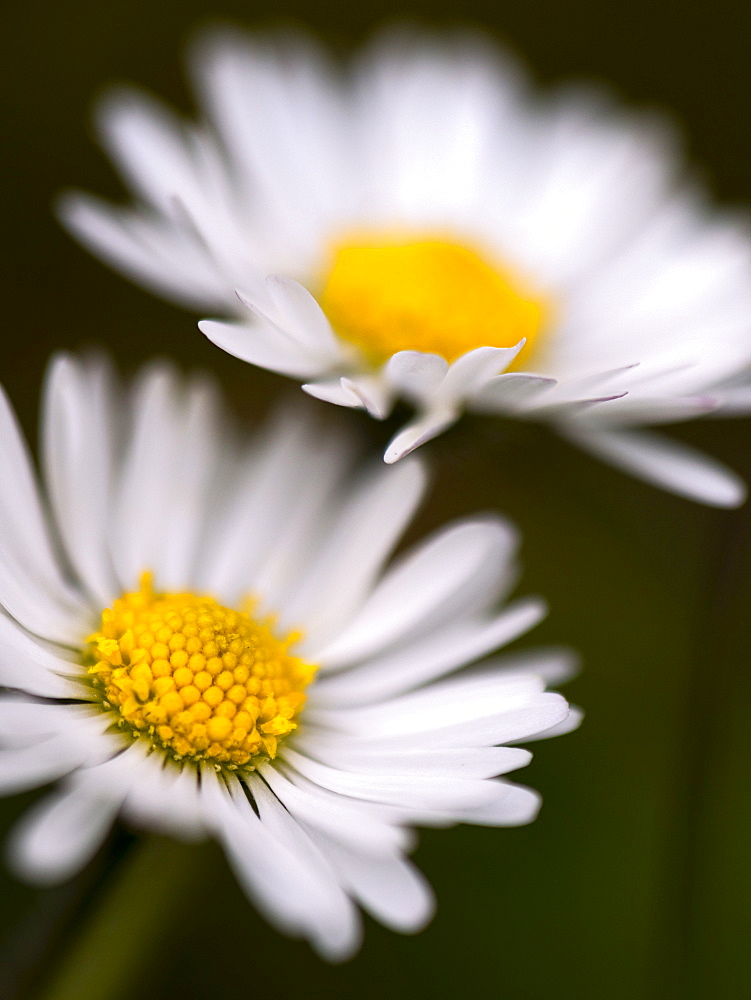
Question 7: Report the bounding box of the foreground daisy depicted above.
[0,353,576,959]
[60,28,751,506]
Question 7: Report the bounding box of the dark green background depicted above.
[1,1,751,997]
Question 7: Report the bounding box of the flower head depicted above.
[0,354,576,959]
[61,28,751,505]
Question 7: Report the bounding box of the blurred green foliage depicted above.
[1,1,750,997]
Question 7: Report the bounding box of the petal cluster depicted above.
[0,355,576,959]
[60,28,751,503]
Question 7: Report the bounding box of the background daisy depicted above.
[60,26,751,505]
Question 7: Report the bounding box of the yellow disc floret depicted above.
[85,573,315,770]
[319,236,547,366]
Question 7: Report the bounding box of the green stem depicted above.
[34,835,204,1000]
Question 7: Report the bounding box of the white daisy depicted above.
[0,353,576,960]
[59,27,751,507]
[62,32,751,506]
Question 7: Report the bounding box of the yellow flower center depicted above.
[85,573,315,771]
[318,237,547,366]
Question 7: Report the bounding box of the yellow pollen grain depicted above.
[318,236,548,366]
[85,572,314,769]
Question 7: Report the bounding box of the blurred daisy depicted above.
[0,353,576,960]
[60,28,751,506]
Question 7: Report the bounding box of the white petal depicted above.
[338,376,392,419]
[413,694,572,749]
[0,563,88,651]
[451,780,542,826]
[8,780,121,885]
[312,671,547,738]
[383,408,458,464]
[312,692,571,752]
[305,373,393,420]
[260,763,411,855]
[281,459,427,652]
[558,364,641,397]
[200,317,329,378]
[563,426,747,507]
[250,779,363,957]
[302,378,368,410]
[200,774,314,932]
[58,193,232,311]
[471,372,557,412]
[578,394,719,426]
[0,385,89,643]
[0,699,110,747]
[196,401,352,600]
[442,344,525,397]
[313,598,546,704]
[713,382,751,414]
[42,353,120,607]
[295,739,532,779]
[109,364,224,590]
[325,516,520,663]
[0,700,73,743]
[0,740,94,795]
[313,838,435,933]
[119,748,208,840]
[385,351,449,402]
[150,375,224,591]
[315,516,522,669]
[264,274,343,358]
[108,361,180,587]
[95,87,206,210]
[203,774,362,961]
[529,390,628,420]
[0,613,87,699]
[283,749,497,811]
[191,29,350,261]
[523,704,583,740]
[248,433,357,613]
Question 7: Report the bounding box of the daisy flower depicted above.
[0,353,576,960]
[60,28,751,507]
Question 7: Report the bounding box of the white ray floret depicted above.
[60,27,751,506]
[0,353,577,960]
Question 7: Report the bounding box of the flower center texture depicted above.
[319,237,547,365]
[85,573,315,770]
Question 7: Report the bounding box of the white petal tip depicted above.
[197,318,217,337]
[383,441,418,464]
[535,706,584,739]
[234,288,254,310]
[710,492,746,509]
[566,428,748,508]
[339,378,389,419]
[301,380,364,412]
[384,411,457,463]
